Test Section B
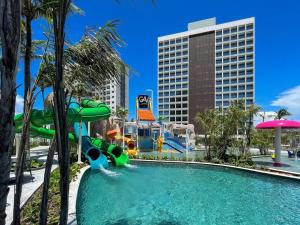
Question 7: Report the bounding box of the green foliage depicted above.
[195,102,261,161]
[31,159,45,169]
[252,130,273,155]
[275,108,291,120]
[21,163,82,225]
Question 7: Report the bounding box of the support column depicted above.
[274,126,281,166]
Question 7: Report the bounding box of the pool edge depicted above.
[67,165,90,225]
[131,159,300,181]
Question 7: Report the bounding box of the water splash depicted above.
[99,166,119,177]
[124,164,138,169]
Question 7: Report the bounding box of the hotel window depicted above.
[247,77,253,82]
[239,48,245,54]
[182,57,188,62]
[159,49,163,53]
[231,42,237,48]
[239,93,245,98]
[216,38,222,43]
[170,59,175,64]
[223,79,230,85]
[176,58,181,63]
[246,31,253,37]
[231,93,237,98]
[246,55,253,60]
[224,101,230,106]
[216,101,222,107]
[216,87,222,92]
[223,94,230,99]
[247,84,253,90]
[216,30,222,36]
[164,41,169,45]
[224,44,230,49]
[239,55,245,61]
[176,39,181,43]
[239,85,245,91]
[216,59,222,64]
[170,46,175,51]
[239,78,245,83]
[239,70,245,76]
[246,92,253,97]
[159,42,163,46]
[231,71,237,77]
[239,41,245,46]
[231,35,237,40]
[216,94,222,99]
[176,45,181,50]
[170,40,175,44]
[247,62,253,68]
[183,44,188,49]
[176,71,181,76]
[223,36,230,42]
[176,52,182,56]
[231,86,237,91]
[247,40,253,45]
[239,25,245,31]
[216,80,222,85]
[216,52,222,57]
[231,79,237,84]
[246,99,253,105]
[223,87,230,92]
[216,73,222,79]
[231,64,237,70]
[224,51,230,56]
[246,69,253,75]
[231,49,237,55]
[216,44,222,50]
[223,29,230,34]
[223,58,230,63]
[246,24,253,30]
[239,33,245,39]
[247,47,254,53]
[239,63,245,69]
[182,103,188,108]
[231,57,237,62]
[182,37,188,42]
[224,65,230,70]
[223,72,230,78]
[231,27,237,33]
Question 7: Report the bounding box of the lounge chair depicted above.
[287,150,295,158]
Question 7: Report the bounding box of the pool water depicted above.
[76,162,300,225]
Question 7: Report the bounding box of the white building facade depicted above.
[157,17,255,132]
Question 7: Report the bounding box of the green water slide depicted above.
[14,99,129,167]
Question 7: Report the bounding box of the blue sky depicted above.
[16,0,300,119]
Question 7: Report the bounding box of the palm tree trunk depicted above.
[39,140,56,225]
[0,0,21,224]
[12,13,34,225]
[12,102,32,225]
[52,1,71,223]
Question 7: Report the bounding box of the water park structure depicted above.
[14,98,129,169]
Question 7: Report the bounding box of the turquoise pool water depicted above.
[76,162,300,225]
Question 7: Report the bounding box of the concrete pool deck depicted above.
[6,145,58,225]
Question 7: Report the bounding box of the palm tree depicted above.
[275,108,291,120]
[194,109,220,160]
[245,104,261,152]
[116,106,128,147]
[0,0,21,224]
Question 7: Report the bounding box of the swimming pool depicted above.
[76,162,300,225]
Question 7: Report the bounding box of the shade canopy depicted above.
[256,120,300,129]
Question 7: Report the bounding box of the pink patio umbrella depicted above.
[256,120,300,166]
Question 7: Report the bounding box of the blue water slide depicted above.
[69,99,108,169]
[163,131,191,153]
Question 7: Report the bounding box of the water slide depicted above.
[14,99,129,169]
[107,129,138,156]
[163,131,189,153]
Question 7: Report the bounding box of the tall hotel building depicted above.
[157,17,255,132]
[91,75,129,112]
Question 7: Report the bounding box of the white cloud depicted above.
[271,85,300,119]
[15,95,24,114]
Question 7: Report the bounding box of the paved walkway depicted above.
[6,146,58,225]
